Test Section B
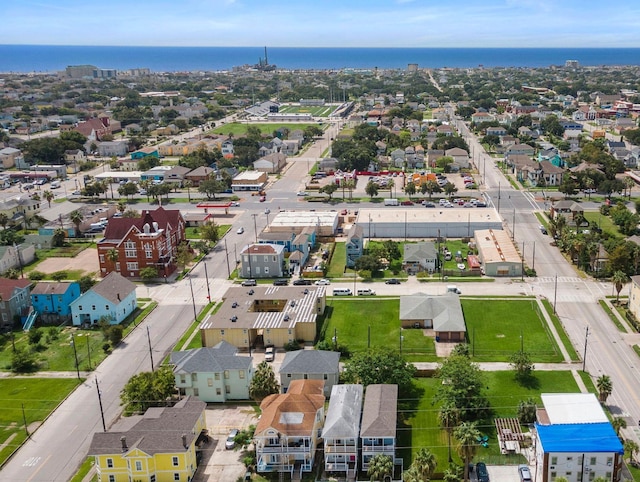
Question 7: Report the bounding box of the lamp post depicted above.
[70,334,80,379]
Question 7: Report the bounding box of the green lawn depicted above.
[326,243,346,278]
[0,378,81,465]
[540,299,580,361]
[213,122,322,137]
[401,371,581,472]
[463,299,564,362]
[320,299,436,359]
[278,105,335,117]
[583,211,621,237]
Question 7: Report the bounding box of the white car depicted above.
[296,191,308,196]
[265,346,275,362]
[236,227,244,234]
[314,278,330,285]
[230,201,240,207]
[71,190,81,196]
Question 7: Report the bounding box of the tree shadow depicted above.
[516,374,540,390]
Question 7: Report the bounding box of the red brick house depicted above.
[97,207,186,279]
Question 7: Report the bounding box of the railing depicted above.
[362,444,395,453]
[325,443,357,453]
[23,309,37,331]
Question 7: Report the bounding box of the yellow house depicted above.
[629,276,640,321]
[89,397,207,482]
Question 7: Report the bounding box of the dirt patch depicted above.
[35,248,100,276]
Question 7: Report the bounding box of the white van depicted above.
[332,288,352,296]
[50,180,61,189]
[447,285,461,294]
[357,289,376,296]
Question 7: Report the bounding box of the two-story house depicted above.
[240,244,285,279]
[346,225,364,268]
[70,272,137,326]
[89,397,207,482]
[403,242,438,274]
[323,384,364,479]
[170,341,253,403]
[255,379,325,477]
[30,281,81,324]
[279,350,340,397]
[97,207,186,279]
[0,278,32,330]
[361,384,398,472]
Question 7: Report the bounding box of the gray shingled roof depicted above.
[279,350,340,375]
[403,242,437,263]
[90,272,136,304]
[31,281,77,296]
[360,384,397,438]
[88,397,205,456]
[170,341,252,373]
[399,293,466,333]
[322,384,363,439]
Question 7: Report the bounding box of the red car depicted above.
[400,200,414,206]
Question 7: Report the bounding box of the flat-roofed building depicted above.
[269,210,339,237]
[474,229,522,277]
[231,171,268,192]
[356,208,502,239]
[200,286,326,350]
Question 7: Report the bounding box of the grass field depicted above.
[278,104,335,117]
[320,298,437,359]
[400,370,581,471]
[0,378,81,465]
[583,211,621,237]
[212,122,322,137]
[326,243,346,278]
[464,299,564,362]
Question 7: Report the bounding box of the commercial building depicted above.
[356,208,502,239]
[269,211,339,237]
[474,229,522,277]
[231,171,268,192]
[200,286,326,350]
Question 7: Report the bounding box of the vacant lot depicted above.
[33,248,99,277]
[0,378,80,465]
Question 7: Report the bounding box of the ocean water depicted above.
[1,45,640,73]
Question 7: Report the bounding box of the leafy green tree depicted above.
[596,374,613,403]
[249,361,280,402]
[612,416,627,436]
[200,222,220,244]
[439,401,461,463]
[120,366,176,414]
[436,353,488,421]
[410,448,437,482]
[341,349,416,393]
[320,183,338,199]
[454,422,480,482]
[422,180,441,199]
[443,182,458,199]
[183,180,193,202]
[517,398,537,424]
[509,350,534,382]
[140,266,159,280]
[405,181,417,198]
[625,439,639,464]
[365,181,379,199]
[51,228,66,247]
[0,229,23,246]
[382,240,401,260]
[118,182,138,199]
[354,254,383,273]
[78,275,96,293]
[123,208,139,218]
[51,270,68,281]
[11,346,38,373]
[367,454,393,482]
[198,178,226,200]
[176,243,194,272]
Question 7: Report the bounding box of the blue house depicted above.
[538,148,565,168]
[31,281,81,323]
[70,272,137,326]
[130,146,159,160]
[346,224,364,268]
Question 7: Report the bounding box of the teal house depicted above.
[70,272,137,326]
[31,281,81,323]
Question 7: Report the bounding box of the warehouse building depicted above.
[474,229,522,277]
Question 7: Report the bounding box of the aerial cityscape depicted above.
[3,3,640,482]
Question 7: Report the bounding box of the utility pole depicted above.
[251,213,258,243]
[223,238,231,278]
[96,379,106,432]
[21,403,29,438]
[70,334,80,379]
[553,274,558,314]
[204,263,211,302]
[146,326,154,371]
[582,326,590,372]
[189,277,198,323]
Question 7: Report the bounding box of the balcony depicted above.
[325,443,357,454]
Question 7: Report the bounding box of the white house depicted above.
[170,341,253,402]
[70,272,137,326]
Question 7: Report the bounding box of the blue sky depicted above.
[2,0,640,48]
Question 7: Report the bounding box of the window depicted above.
[264,256,268,262]
[180,374,186,384]
[126,262,138,271]
[551,457,558,465]
[108,476,115,482]
[191,373,197,382]
[146,249,152,259]
[304,374,308,379]
[264,266,269,274]
[193,388,199,396]
[607,457,613,466]
[92,305,96,311]
[150,476,156,482]
[216,388,221,395]
[207,378,213,387]
[105,305,110,311]
[135,461,142,471]
[287,373,291,378]
[590,457,596,465]
[172,456,179,467]
[174,474,180,481]
[224,370,230,379]
[605,472,612,480]
[225,385,230,394]
[99,255,105,263]
[124,241,136,250]
[78,305,83,311]
[106,458,114,468]
[220,330,225,336]
[115,262,120,271]
[239,370,245,379]
[324,374,328,380]
[1,313,7,322]
[214,373,220,380]
[125,249,136,258]
[551,473,557,480]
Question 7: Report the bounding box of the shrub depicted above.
[140,267,159,280]
[28,271,45,280]
[51,271,68,281]
[28,328,43,345]
[11,346,38,373]
[284,340,302,351]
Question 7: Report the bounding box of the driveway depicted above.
[195,404,258,481]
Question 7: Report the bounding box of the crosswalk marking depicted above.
[537,276,583,283]
[23,456,40,467]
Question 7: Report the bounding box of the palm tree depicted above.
[584,177,595,199]
[183,180,193,203]
[106,249,119,270]
[367,454,393,481]
[454,422,480,482]
[612,416,627,436]
[117,200,127,214]
[412,448,437,481]
[43,190,55,208]
[69,210,84,238]
[403,466,424,482]
[625,439,639,464]
[611,270,628,303]
[596,374,612,403]
[624,176,635,199]
[439,402,460,462]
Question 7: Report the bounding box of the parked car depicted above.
[518,465,532,482]
[225,429,239,450]
[539,225,548,235]
[476,462,489,482]
[230,201,240,207]
[314,278,330,285]
[265,346,275,362]
[385,278,401,284]
[139,189,147,195]
[264,208,270,214]
[293,279,312,286]
[296,191,308,196]
[273,279,288,286]
[236,227,244,234]
[241,279,256,287]
[71,190,81,196]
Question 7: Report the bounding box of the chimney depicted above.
[182,433,187,448]
[117,293,121,301]
[120,436,127,451]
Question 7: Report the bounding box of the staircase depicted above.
[22,309,37,331]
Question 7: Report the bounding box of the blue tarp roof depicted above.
[536,423,624,454]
